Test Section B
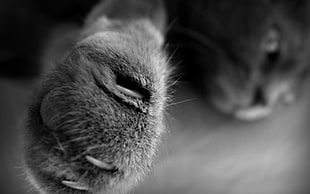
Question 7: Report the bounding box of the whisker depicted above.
[165,42,179,63]
[71,150,89,161]
[170,26,228,57]
[86,145,107,152]
[77,171,89,183]
[164,17,179,35]
[63,135,92,144]
[70,144,106,161]
[26,185,36,193]
[167,75,183,89]
[51,132,67,154]
[167,97,198,107]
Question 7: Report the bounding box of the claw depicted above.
[116,84,143,99]
[86,155,115,170]
[61,180,89,191]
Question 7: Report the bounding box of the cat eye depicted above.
[262,29,280,53]
[261,29,281,72]
[261,50,280,73]
[266,49,280,62]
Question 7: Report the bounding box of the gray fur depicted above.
[22,0,170,193]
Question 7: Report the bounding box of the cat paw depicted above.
[22,29,169,194]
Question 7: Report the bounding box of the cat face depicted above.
[185,0,310,120]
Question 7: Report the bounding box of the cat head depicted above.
[184,0,310,120]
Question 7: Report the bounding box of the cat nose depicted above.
[251,87,267,106]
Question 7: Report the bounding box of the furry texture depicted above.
[21,0,310,194]
[22,0,170,194]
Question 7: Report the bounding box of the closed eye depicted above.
[267,50,280,63]
[262,50,280,73]
[262,28,281,72]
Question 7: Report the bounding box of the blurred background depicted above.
[1,1,310,194]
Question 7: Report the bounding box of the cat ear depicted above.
[261,28,280,53]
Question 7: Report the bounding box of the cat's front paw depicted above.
[22,31,169,194]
